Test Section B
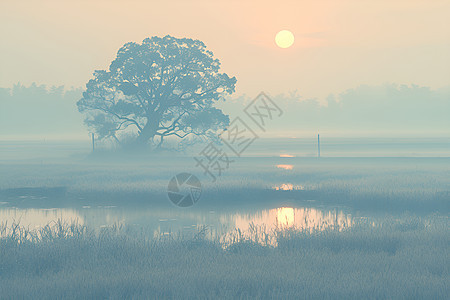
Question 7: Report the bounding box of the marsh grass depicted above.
[1,158,448,211]
[0,158,448,298]
[0,218,448,299]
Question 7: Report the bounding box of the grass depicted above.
[0,218,448,299]
[0,157,448,298]
[0,157,449,211]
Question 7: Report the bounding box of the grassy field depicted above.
[0,157,449,211]
[0,218,448,299]
[0,157,448,299]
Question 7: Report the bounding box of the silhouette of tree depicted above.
[77,35,236,148]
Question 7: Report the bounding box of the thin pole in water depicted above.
[92,133,95,152]
[318,132,320,158]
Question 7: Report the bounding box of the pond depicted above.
[0,202,403,247]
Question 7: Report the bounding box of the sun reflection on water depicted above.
[276,164,293,170]
[273,183,306,190]
[223,207,353,246]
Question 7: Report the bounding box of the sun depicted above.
[275,30,294,48]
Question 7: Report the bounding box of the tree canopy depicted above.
[77,35,236,149]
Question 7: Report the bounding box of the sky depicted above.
[1,0,449,101]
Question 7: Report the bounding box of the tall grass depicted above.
[0,218,448,299]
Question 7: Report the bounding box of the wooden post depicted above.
[91,133,95,152]
[318,133,320,158]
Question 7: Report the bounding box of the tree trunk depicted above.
[135,117,159,146]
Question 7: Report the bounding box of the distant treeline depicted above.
[1,83,449,138]
[0,83,84,137]
[221,83,450,136]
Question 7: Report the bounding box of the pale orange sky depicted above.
[1,0,449,100]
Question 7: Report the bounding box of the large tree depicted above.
[77,35,236,148]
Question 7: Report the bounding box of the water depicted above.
[0,203,360,244]
[0,139,448,244]
[1,137,449,163]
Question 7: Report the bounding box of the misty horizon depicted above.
[1,1,448,299]
[1,82,449,141]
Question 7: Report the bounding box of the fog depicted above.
[1,82,449,140]
[1,0,449,298]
